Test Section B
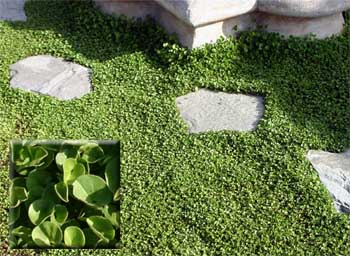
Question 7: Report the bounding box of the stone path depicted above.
[10,55,92,100]
[0,0,26,21]
[176,89,264,133]
[307,150,350,214]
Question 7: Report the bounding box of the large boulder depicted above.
[94,0,350,48]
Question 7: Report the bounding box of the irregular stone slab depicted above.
[10,55,92,100]
[307,150,350,214]
[176,89,264,133]
[0,0,26,21]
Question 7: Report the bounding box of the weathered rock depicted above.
[176,89,264,133]
[258,0,350,18]
[154,0,257,27]
[95,0,350,48]
[255,12,345,39]
[307,150,350,214]
[0,0,26,21]
[10,55,92,100]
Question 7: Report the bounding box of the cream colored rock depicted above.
[154,0,257,26]
[255,12,345,39]
[158,11,256,48]
[94,0,350,48]
[258,0,350,18]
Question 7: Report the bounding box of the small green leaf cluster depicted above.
[9,141,120,249]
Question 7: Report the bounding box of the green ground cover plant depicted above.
[0,0,349,255]
[9,140,120,249]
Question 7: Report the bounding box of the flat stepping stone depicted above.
[176,89,264,133]
[307,150,350,214]
[0,0,26,21]
[10,55,92,100]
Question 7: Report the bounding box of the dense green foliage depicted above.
[9,141,120,249]
[0,0,349,255]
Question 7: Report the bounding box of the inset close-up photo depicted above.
[9,140,120,249]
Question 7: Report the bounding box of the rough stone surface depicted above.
[154,0,257,26]
[94,0,158,19]
[255,12,345,39]
[307,150,350,214]
[258,0,350,18]
[176,89,264,133]
[10,55,92,100]
[0,0,26,21]
[95,0,350,48]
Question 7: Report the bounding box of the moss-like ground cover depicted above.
[0,1,349,255]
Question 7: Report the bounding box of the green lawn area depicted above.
[0,1,349,255]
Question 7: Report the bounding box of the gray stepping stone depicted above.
[307,150,350,214]
[176,89,264,133]
[0,0,26,21]
[10,55,92,100]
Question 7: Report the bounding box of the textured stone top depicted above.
[307,150,350,213]
[258,0,350,18]
[154,0,257,26]
[154,0,350,27]
[0,0,26,21]
[10,55,92,100]
[176,89,264,133]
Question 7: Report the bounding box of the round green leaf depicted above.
[11,226,33,247]
[103,204,120,228]
[41,183,61,204]
[9,206,20,225]
[11,177,26,188]
[64,226,85,248]
[72,175,112,207]
[37,151,54,170]
[55,147,78,169]
[83,228,100,248]
[15,146,48,173]
[63,158,85,184]
[86,216,115,241]
[51,205,68,225]
[54,182,69,202]
[10,186,28,208]
[113,188,121,202]
[26,169,53,199]
[12,225,32,237]
[32,221,62,247]
[79,143,104,163]
[28,199,54,225]
[105,157,119,194]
